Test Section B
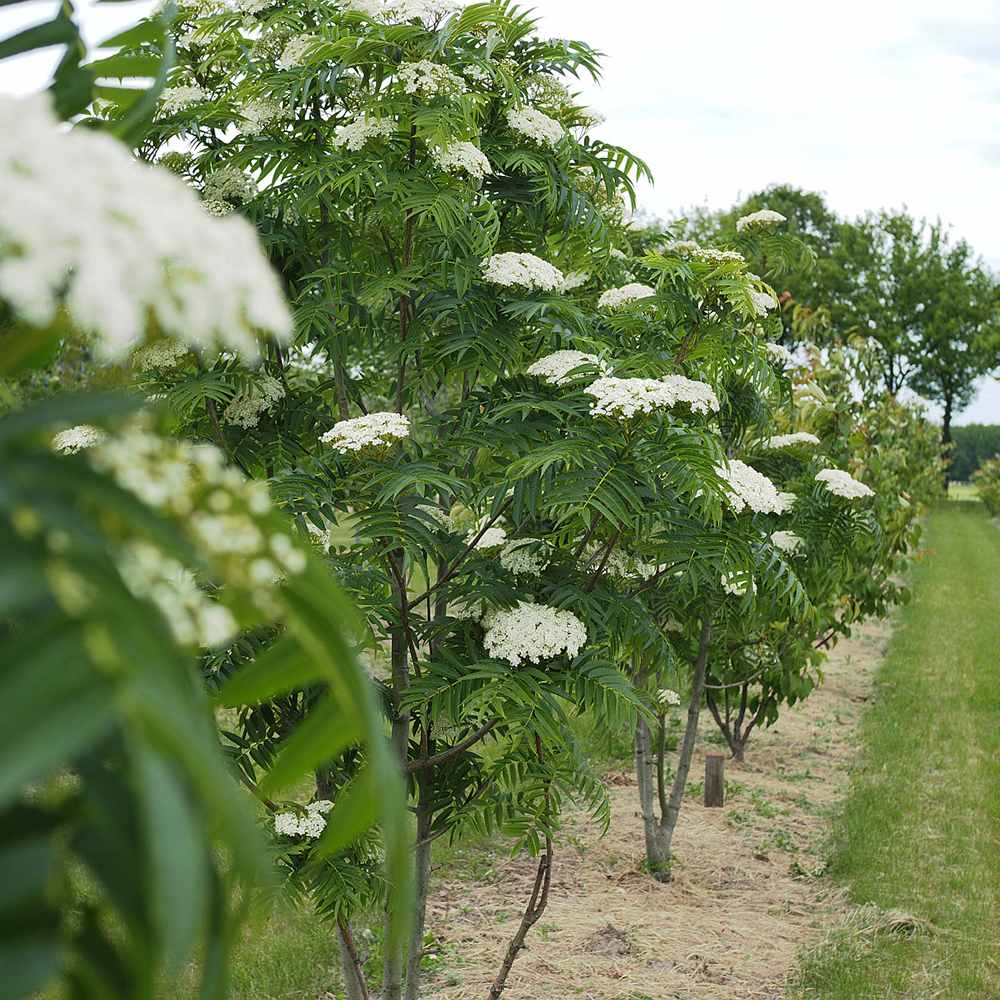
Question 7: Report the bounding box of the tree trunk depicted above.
[653,617,712,879]
[337,919,368,1000]
[403,785,433,1000]
[942,394,954,490]
[634,717,669,876]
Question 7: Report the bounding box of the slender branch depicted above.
[655,714,669,818]
[337,918,370,1000]
[406,720,498,773]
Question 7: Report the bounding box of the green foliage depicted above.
[948,423,1000,481]
[971,456,1000,516]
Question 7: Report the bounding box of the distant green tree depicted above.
[948,424,1000,481]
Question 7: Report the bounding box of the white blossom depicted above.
[482,252,565,292]
[816,468,875,499]
[398,60,463,96]
[331,114,395,151]
[346,0,462,23]
[765,342,793,365]
[223,375,285,428]
[277,34,318,69]
[716,459,787,515]
[202,165,257,205]
[482,601,587,666]
[463,64,492,86]
[777,491,797,511]
[750,289,778,316]
[0,95,291,361]
[273,799,334,840]
[584,375,719,419]
[499,538,551,577]
[53,424,106,454]
[466,516,507,551]
[667,240,745,265]
[763,432,821,450]
[321,411,411,453]
[237,97,288,135]
[656,688,681,707]
[721,572,756,597]
[597,283,656,311]
[526,350,608,386]
[431,141,492,180]
[560,270,590,291]
[736,209,787,233]
[158,85,208,115]
[505,106,564,147]
[771,530,804,554]
[132,340,189,370]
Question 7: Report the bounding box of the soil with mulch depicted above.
[419,619,891,1000]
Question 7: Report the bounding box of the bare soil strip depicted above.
[422,619,891,1000]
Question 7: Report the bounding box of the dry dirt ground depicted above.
[420,619,892,1000]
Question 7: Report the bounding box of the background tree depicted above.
[948,424,1000,481]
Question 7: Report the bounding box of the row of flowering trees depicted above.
[2,0,943,997]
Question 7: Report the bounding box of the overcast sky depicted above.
[3,0,1000,422]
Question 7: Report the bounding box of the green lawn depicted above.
[791,503,1000,999]
[948,481,980,501]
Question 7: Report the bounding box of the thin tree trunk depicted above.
[486,839,553,1000]
[654,617,712,880]
[942,394,954,490]
[403,783,433,1000]
[337,919,369,1000]
[634,716,668,874]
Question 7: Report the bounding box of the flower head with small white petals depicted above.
[736,209,787,233]
[499,538,551,577]
[53,424,106,454]
[762,432,820,450]
[765,342,793,365]
[466,516,507,551]
[321,412,410,454]
[482,601,587,666]
[277,34,318,69]
[331,114,395,151]
[432,141,492,180]
[527,350,608,386]
[505,106,564,147]
[816,468,874,499]
[716,460,787,515]
[771,530,804,554]
[597,283,655,311]
[721,572,756,597]
[750,289,778,316]
[657,688,681,707]
[398,60,463,96]
[159,85,208,115]
[273,799,334,840]
[584,375,719,420]
[483,252,565,292]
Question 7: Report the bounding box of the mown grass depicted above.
[791,502,1000,999]
[947,481,980,501]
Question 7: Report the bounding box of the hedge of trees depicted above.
[949,424,1000,481]
[0,2,948,999]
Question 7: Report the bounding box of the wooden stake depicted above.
[704,752,725,807]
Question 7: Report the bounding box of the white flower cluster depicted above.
[764,342,793,365]
[277,34,318,69]
[559,270,590,291]
[716,460,788,515]
[482,601,587,666]
[816,468,875,499]
[584,375,719,420]
[750,289,778,316]
[132,340,189,371]
[223,375,286,428]
[482,252,565,292]
[505,106,565,147]
[499,538,551,577]
[398,60,463,96]
[321,411,411,453]
[345,0,462,23]
[736,209,787,233]
[331,114,395,151]
[581,544,658,583]
[273,799,333,839]
[526,350,607,386]
[463,64,492,86]
[0,95,291,360]
[721,572,756,597]
[202,166,257,205]
[667,240,745,265]
[466,515,507,551]
[238,97,288,135]
[432,141,492,180]
[119,540,237,647]
[53,424,107,454]
[771,530,804,554]
[657,688,681,707]
[159,85,208,115]
[763,432,820,450]
[597,283,655,311]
